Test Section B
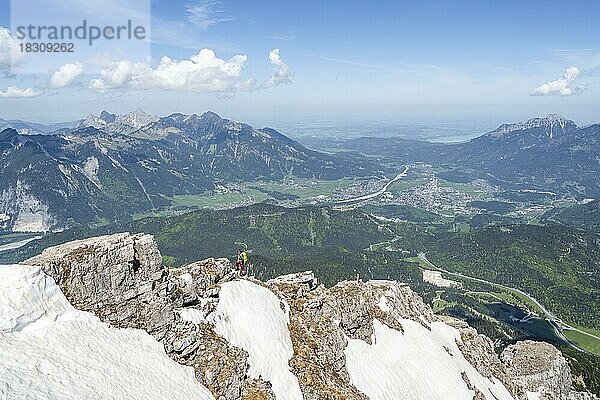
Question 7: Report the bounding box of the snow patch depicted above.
[179,272,193,285]
[224,121,243,132]
[378,295,391,312]
[178,296,212,324]
[0,264,215,400]
[345,319,515,400]
[0,265,81,333]
[208,280,303,400]
[83,156,101,187]
[526,392,542,400]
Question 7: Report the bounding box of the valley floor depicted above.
[414,253,600,357]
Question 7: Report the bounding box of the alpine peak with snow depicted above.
[2,110,600,234]
[2,1,600,397]
[0,233,595,400]
[75,108,160,133]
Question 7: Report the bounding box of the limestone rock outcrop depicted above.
[22,232,597,400]
[501,341,598,400]
[24,233,270,400]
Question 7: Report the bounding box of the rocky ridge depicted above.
[0,110,374,232]
[489,115,578,138]
[22,232,597,400]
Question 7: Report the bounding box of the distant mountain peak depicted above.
[490,114,578,139]
[117,109,158,129]
[79,113,109,129]
[201,110,220,117]
[199,111,223,121]
[76,109,158,132]
[99,110,116,124]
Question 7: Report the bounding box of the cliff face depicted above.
[8,232,595,400]
[501,341,594,400]
[23,233,255,399]
[0,264,215,400]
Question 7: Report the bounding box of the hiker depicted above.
[234,246,251,276]
[235,249,245,273]
[241,250,248,267]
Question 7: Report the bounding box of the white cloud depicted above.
[50,62,84,88]
[261,49,294,89]
[530,66,584,96]
[90,49,252,93]
[89,60,154,91]
[0,86,43,98]
[89,48,294,94]
[185,1,233,30]
[0,27,23,67]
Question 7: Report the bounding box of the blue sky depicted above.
[0,0,599,125]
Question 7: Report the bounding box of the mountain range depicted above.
[0,110,377,232]
[446,115,600,195]
[1,111,599,233]
[323,114,600,198]
[0,117,74,135]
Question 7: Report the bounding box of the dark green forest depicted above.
[4,202,599,394]
[5,203,599,330]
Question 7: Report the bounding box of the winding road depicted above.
[417,253,600,355]
[0,236,42,253]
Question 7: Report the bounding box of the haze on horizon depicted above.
[0,0,598,126]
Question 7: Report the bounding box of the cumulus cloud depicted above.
[530,66,584,96]
[185,1,233,30]
[0,27,23,67]
[0,86,43,98]
[50,62,84,88]
[89,48,293,94]
[261,48,294,89]
[90,49,251,93]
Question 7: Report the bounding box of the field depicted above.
[172,190,269,208]
[564,325,600,356]
[432,290,456,312]
[130,178,360,221]
[255,178,355,198]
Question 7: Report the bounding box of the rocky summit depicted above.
[0,233,594,399]
[0,110,376,232]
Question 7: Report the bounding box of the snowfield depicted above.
[208,280,303,400]
[345,319,516,400]
[0,261,525,400]
[0,264,215,400]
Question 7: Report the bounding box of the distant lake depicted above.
[267,119,497,144]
